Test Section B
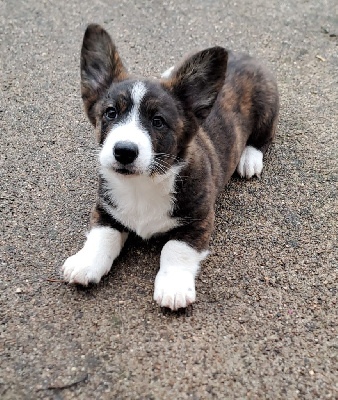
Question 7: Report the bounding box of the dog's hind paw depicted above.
[154,269,196,310]
[237,145,263,179]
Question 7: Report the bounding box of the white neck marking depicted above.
[100,166,182,239]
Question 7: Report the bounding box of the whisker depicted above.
[153,152,182,163]
[151,160,167,175]
[156,159,172,169]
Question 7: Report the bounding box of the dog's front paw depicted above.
[62,250,110,286]
[237,145,263,179]
[154,269,196,310]
[62,227,126,286]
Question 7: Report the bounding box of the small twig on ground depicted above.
[37,373,88,391]
[46,278,66,283]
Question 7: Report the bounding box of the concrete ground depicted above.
[1,0,337,398]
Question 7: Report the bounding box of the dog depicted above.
[62,24,279,310]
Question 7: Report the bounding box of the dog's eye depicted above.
[152,116,165,128]
[104,107,118,120]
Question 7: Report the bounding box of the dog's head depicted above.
[81,24,228,176]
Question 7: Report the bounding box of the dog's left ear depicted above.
[81,24,128,125]
[165,47,228,121]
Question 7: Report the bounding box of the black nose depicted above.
[113,141,139,165]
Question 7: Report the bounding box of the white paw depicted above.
[153,240,208,310]
[237,146,263,179]
[61,227,126,286]
[62,249,111,285]
[161,66,174,79]
[154,269,196,310]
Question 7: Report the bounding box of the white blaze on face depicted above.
[99,82,153,174]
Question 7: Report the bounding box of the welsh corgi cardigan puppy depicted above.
[62,24,279,310]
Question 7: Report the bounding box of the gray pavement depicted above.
[1,0,337,399]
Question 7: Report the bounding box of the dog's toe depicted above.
[62,251,108,286]
[154,269,196,310]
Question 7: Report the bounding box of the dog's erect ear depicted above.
[165,47,228,121]
[81,24,128,125]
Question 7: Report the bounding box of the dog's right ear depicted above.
[81,24,128,125]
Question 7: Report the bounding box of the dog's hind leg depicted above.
[237,145,264,179]
[237,102,279,179]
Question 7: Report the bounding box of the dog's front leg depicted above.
[62,227,128,285]
[62,207,128,285]
[154,240,209,310]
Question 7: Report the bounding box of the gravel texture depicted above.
[1,0,337,399]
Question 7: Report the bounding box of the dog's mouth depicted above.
[115,167,134,176]
[113,165,145,176]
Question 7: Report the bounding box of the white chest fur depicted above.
[100,167,181,239]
